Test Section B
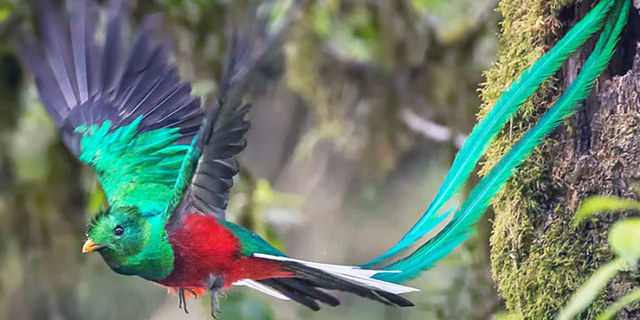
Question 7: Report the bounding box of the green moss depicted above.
[479,0,611,318]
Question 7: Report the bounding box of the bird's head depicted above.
[83,206,151,271]
[82,205,174,280]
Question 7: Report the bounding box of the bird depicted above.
[15,0,628,317]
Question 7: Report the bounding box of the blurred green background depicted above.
[0,0,504,319]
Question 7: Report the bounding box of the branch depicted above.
[400,108,467,148]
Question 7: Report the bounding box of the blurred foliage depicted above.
[229,171,305,251]
[0,7,9,23]
[495,194,640,320]
[0,0,502,319]
[212,291,275,320]
[285,0,498,181]
[556,259,627,320]
[574,196,640,227]
[554,195,640,320]
[410,0,498,43]
[596,286,640,320]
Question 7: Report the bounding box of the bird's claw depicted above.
[206,275,225,318]
[178,288,198,314]
[210,289,225,318]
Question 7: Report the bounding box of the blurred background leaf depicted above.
[556,259,626,320]
[574,196,640,226]
[558,195,640,320]
[596,287,640,320]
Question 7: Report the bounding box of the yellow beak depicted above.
[82,239,107,253]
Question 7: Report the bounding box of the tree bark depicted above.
[483,1,640,319]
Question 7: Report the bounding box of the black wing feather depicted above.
[17,0,204,157]
[165,2,297,223]
[99,0,123,96]
[68,0,92,103]
[39,0,79,108]
[17,33,67,123]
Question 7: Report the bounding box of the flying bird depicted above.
[15,0,628,317]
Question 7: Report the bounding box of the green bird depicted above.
[15,0,629,317]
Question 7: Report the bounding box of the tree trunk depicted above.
[482,1,640,319]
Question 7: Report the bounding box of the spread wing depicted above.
[164,2,297,224]
[17,0,204,211]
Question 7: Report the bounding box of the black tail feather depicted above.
[261,278,341,308]
[257,261,414,311]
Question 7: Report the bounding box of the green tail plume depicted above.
[363,0,616,268]
[367,0,629,282]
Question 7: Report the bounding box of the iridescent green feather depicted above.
[77,116,190,214]
[373,0,629,283]
[363,0,616,267]
[219,220,285,257]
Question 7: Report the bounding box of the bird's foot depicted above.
[210,289,226,319]
[206,274,225,318]
[178,288,198,314]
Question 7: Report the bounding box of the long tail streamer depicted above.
[366,0,629,283]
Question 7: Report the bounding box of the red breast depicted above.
[159,214,240,288]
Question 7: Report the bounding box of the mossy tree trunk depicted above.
[482,1,640,319]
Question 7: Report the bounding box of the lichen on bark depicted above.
[481,0,640,319]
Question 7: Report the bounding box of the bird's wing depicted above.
[163,1,297,224]
[18,0,204,211]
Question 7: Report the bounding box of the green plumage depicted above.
[368,0,629,283]
[164,133,202,222]
[77,117,189,213]
[219,220,285,257]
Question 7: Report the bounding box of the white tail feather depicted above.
[233,279,291,300]
[253,254,419,295]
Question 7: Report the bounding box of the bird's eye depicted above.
[114,225,125,236]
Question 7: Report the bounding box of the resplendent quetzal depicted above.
[15,0,629,316]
